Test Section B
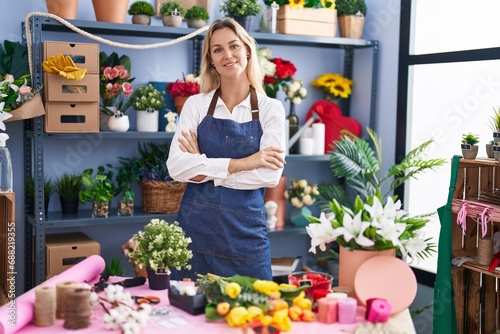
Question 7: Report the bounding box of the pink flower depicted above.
[122,82,132,96]
[19,85,32,95]
[4,74,14,84]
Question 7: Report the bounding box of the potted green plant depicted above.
[159,1,187,27]
[54,172,82,215]
[115,166,135,216]
[128,218,193,290]
[128,0,156,25]
[105,256,125,276]
[79,164,116,218]
[461,132,480,160]
[335,0,367,39]
[26,175,55,216]
[486,140,495,159]
[129,83,165,132]
[185,5,209,28]
[118,141,186,214]
[220,0,263,31]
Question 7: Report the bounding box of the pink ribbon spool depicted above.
[366,298,392,323]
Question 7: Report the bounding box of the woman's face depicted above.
[209,27,248,80]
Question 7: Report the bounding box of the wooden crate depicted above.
[0,193,15,305]
[276,6,337,38]
[450,158,500,334]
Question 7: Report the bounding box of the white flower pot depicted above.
[137,109,159,132]
[108,113,130,132]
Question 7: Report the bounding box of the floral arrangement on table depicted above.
[196,273,314,331]
[89,284,151,333]
[99,51,135,115]
[128,218,193,273]
[311,72,353,103]
[129,84,165,111]
[166,73,200,98]
[263,0,335,8]
[257,47,297,98]
[307,128,447,261]
[282,79,307,105]
[285,178,318,208]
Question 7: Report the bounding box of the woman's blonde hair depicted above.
[199,18,265,95]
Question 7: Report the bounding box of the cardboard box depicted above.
[277,6,337,37]
[43,73,99,103]
[0,193,15,299]
[45,232,100,276]
[44,101,99,133]
[43,41,99,74]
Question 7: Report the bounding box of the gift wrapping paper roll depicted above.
[34,286,56,327]
[0,255,105,334]
[300,138,314,155]
[312,123,325,155]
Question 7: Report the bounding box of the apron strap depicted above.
[206,86,259,119]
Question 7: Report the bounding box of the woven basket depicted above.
[140,180,187,214]
[338,15,365,39]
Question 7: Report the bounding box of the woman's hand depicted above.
[228,146,285,174]
[178,129,200,154]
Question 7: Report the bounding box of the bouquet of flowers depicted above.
[166,73,200,98]
[99,51,134,115]
[128,219,193,274]
[282,79,307,105]
[196,273,313,331]
[285,178,318,208]
[307,128,446,261]
[311,72,352,103]
[257,47,296,98]
[263,0,335,8]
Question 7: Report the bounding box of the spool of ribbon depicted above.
[366,298,392,323]
[478,238,494,266]
[56,281,78,319]
[63,288,91,330]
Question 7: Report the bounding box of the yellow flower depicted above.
[253,280,280,296]
[271,308,292,331]
[225,282,242,299]
[289,0,305,8]
[247,306,264,321]
[293,296,312,311]
[226,306,249,327]
[312,73,353,101]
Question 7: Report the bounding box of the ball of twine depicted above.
[478,238,494,266]
[63,288,92,330]
[34,286,56,327]
[56,281,78,319]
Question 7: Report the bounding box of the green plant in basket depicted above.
[335,0,367,16]
[128,218,193,273]
[128,0,156,16]
[129,84,165,111]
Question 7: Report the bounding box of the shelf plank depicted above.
[44,131,175,139]
[458,157,500,168]
[461,261,500,279]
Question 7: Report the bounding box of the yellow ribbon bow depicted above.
[42,54,87,81]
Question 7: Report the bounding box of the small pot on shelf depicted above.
[461,144,478,160]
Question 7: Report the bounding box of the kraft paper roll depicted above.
[312,123,325,155]
[0,255,105,334]
[300,138,314,155]
[34,286,55,327]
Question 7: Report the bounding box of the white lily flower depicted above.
[306,212,340,253]
[336,212,375,247]
[0,110,12,131]
[376,221,406,247]
[401,231,428,262]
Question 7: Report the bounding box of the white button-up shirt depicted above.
[167,90,286,190]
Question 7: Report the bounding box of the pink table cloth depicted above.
[1,256,416,334]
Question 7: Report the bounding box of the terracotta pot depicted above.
[174,96,189,115]
[92,0,130,23]
[264,175,287,230]
[46,0,78,19]
[338,246,395,304]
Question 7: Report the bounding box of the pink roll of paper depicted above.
[0,255,105,334]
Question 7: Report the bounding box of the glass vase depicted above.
[287,102,299,154]
[92,202,110,218]
[117,199,134,216]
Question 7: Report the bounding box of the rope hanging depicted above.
[24,12,209,79]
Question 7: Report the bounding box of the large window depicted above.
[399,0,500,273]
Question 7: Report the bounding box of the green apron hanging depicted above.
[433,155,460,334]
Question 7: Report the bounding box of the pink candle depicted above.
[367,298,392,323]
[317,297,338,324]
[337,297,357,324]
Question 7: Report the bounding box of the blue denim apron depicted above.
[172,87,272,281]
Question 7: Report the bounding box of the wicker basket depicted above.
[140,180,187,214]
[338,15,365,39]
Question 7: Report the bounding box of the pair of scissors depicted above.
[133,295,161,305]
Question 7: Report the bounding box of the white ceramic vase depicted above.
[108,112,130,132]
[137,108,159,132]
